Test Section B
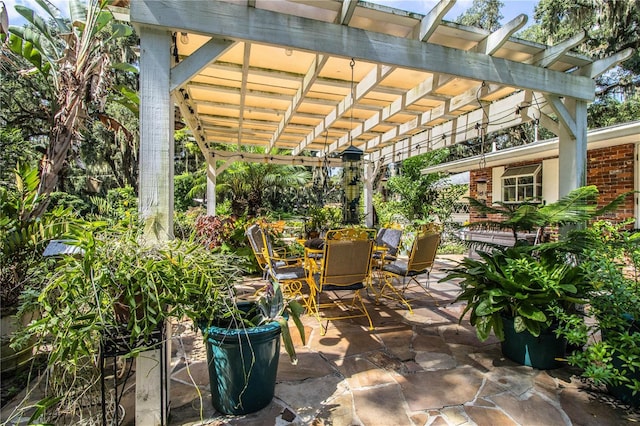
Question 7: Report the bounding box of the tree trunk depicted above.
[30,81,83,219]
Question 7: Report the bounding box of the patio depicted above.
[129,255,638,425]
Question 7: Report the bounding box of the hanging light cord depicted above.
[349,58,355,147]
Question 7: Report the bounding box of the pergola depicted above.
[127,0,631,422]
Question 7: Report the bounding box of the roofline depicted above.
[421,120,640,175]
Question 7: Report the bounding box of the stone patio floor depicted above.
[167,255,640,426]
[3,255,640,425]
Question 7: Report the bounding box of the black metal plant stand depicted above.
[100,323,166,426]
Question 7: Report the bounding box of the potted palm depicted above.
[13,223,305,423]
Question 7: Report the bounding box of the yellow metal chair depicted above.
[246,223,271,278]
[246,223,306,300]
[246,223,301,277]
[306,228,376,335]
[380,224,441,310]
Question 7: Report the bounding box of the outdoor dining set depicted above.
[246,222,442,334]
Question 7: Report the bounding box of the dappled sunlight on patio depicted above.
[158,256,640,425]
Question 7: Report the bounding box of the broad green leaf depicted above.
[34,0,69,31]
[475,299,500,316]
[517,304,547,322]
[277,316,297,364]
[113,62,138,73]
[514,315,526,333]
[69,0,88,30]
[111,23,134,38]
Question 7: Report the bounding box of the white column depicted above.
[206,163,216,216]
[557,99,588,197]
[138,26,173,425]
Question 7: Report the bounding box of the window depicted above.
[501,164,542,203]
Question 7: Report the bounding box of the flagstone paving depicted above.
[3,256,640,425]
[163,255,640,425]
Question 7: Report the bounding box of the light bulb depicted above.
[180,32,189,44]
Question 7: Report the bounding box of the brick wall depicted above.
[469,143,636,225]
[587,144,636,222]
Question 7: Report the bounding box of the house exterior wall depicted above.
[587,143,636,221]
[469,142,637,226]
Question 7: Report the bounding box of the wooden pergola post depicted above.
[137,25,173,425]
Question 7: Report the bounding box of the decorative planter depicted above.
[201,320,282,415]
[501,316,566,369]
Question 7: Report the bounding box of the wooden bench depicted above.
[464,230,537,258]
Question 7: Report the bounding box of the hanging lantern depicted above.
[340,144,363,224]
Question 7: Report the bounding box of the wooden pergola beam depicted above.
[130,0,596,102]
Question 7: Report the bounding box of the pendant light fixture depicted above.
[340,58,364,225]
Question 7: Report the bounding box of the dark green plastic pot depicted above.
[501,316,566,369]
[608,352,640,407]
[603,317,640,407]
[201,320,281,415]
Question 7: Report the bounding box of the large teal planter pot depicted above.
[501,316,566,369]
[201,321,282,415]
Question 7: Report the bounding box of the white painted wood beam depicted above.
[558,99,588,196]
[327,74,439,153]
[475,14,527,55]
[206,163,216,215]
[338,0,358,25]
[195,99,284,115]
[529,30,586,68]
[187,81,294,101]
[368,89,539,164]
[170,38,235,92]
[199,114,282,129]
[237,44,251,146]
[414,0,456,42]
[268,54,328,152]
[210,149,343,167]
[575,47,634,79]
[137,26,172,425]
[206,61,304,82]
[130,0,596,101]
[292,63,394,155]
[545,94,577,138]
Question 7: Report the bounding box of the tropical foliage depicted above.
[13,225,243,423]
[553,221,640,404]
[0,164,78,316]
[384,149,455,222]
[3,0,136,218]
[456,0,504,31]
[466,185,628,244]
[444,245,586,341]
[215,155,311,217]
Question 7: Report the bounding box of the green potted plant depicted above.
[442,244,587,369]
[442,186,629,369]
[12,223,305,423]
[305,205,342,238]
[200,278,305,415]
[553,221,640,406]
